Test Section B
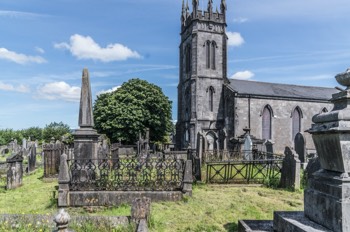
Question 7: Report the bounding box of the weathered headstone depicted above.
[304,156,321,184]
[294,132,306,164]
[264,140,274,155]
[243,135,252,160]
[43,142,64,177]
[73,68,99,160]
[6,151,23,189]
[279,147,300,190]
[27,145,36,173]
[22,138,27,150]
[131,197,151,224]
[137,128,150,156]
[97,135,110,159]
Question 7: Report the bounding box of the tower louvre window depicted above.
[206,40,211,69]
[205,40,217,70]
[211,41,216,70]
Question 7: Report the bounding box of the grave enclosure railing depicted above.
[58,153,193,207]
[205,150,284,184]
[67,155,185,191]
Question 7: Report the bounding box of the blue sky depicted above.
[0,0,349,130]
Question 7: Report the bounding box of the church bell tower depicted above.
[176,0,228,150]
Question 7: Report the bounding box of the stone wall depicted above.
[232,96,333,154]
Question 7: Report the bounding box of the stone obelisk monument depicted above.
[73,68,99,160]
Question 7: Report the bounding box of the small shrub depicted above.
[263,177,279,189]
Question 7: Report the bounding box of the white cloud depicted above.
[0,48,46,64]
[0,10,43,19]
[231,71,255,80]
[0,81,30,93]
[54,34,142,62]
[226,32,245,47]
[36,82,80,102]
[35,47,45,54]
[97,86,121,95]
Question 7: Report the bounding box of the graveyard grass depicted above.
[0,169,303,231]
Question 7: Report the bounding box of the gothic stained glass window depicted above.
[262,106,272,140]
[292,107,302,141]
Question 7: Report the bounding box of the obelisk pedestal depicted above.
[73,68,99,160]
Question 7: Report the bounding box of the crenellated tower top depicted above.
[181,0,226,30]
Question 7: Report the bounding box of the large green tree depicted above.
[93,78,172,144]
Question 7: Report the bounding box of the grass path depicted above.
[150,184,303,232]
[0,169,303,231]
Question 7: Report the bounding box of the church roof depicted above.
[228,79,338,101]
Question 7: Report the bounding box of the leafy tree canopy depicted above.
[21,127,43,141]
[0,129,23,146]
[42,122,71,143]
[93,78,172,144]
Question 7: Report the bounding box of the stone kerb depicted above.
[279,146,301,190]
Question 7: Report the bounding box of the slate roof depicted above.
[228,79,339,101]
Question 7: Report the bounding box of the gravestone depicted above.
[43,142,64,177]
[97,135,110,159]
[6,151,23,189]
[263,140,274,159]
[137,128,150,156]
[73,68,99,160]
[279,147,300,190]
[243,135,252,160]
[22,138,27,150]
[27,145,36,173]
[304,156,321,182]
[294,132,306,164]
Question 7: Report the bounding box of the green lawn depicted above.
[0,168,304,231]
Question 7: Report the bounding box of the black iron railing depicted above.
[68,155,185,191]
[206,159,283,184]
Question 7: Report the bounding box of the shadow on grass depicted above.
[224,222,237,232]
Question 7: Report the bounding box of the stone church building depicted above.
[175,0,338,154]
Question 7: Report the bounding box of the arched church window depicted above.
[262,106,272,140]
[292,107,302,141]
[211,41,216,70]
[209,86,215,112]
[185,44,191,73]
[206,40,211,69]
